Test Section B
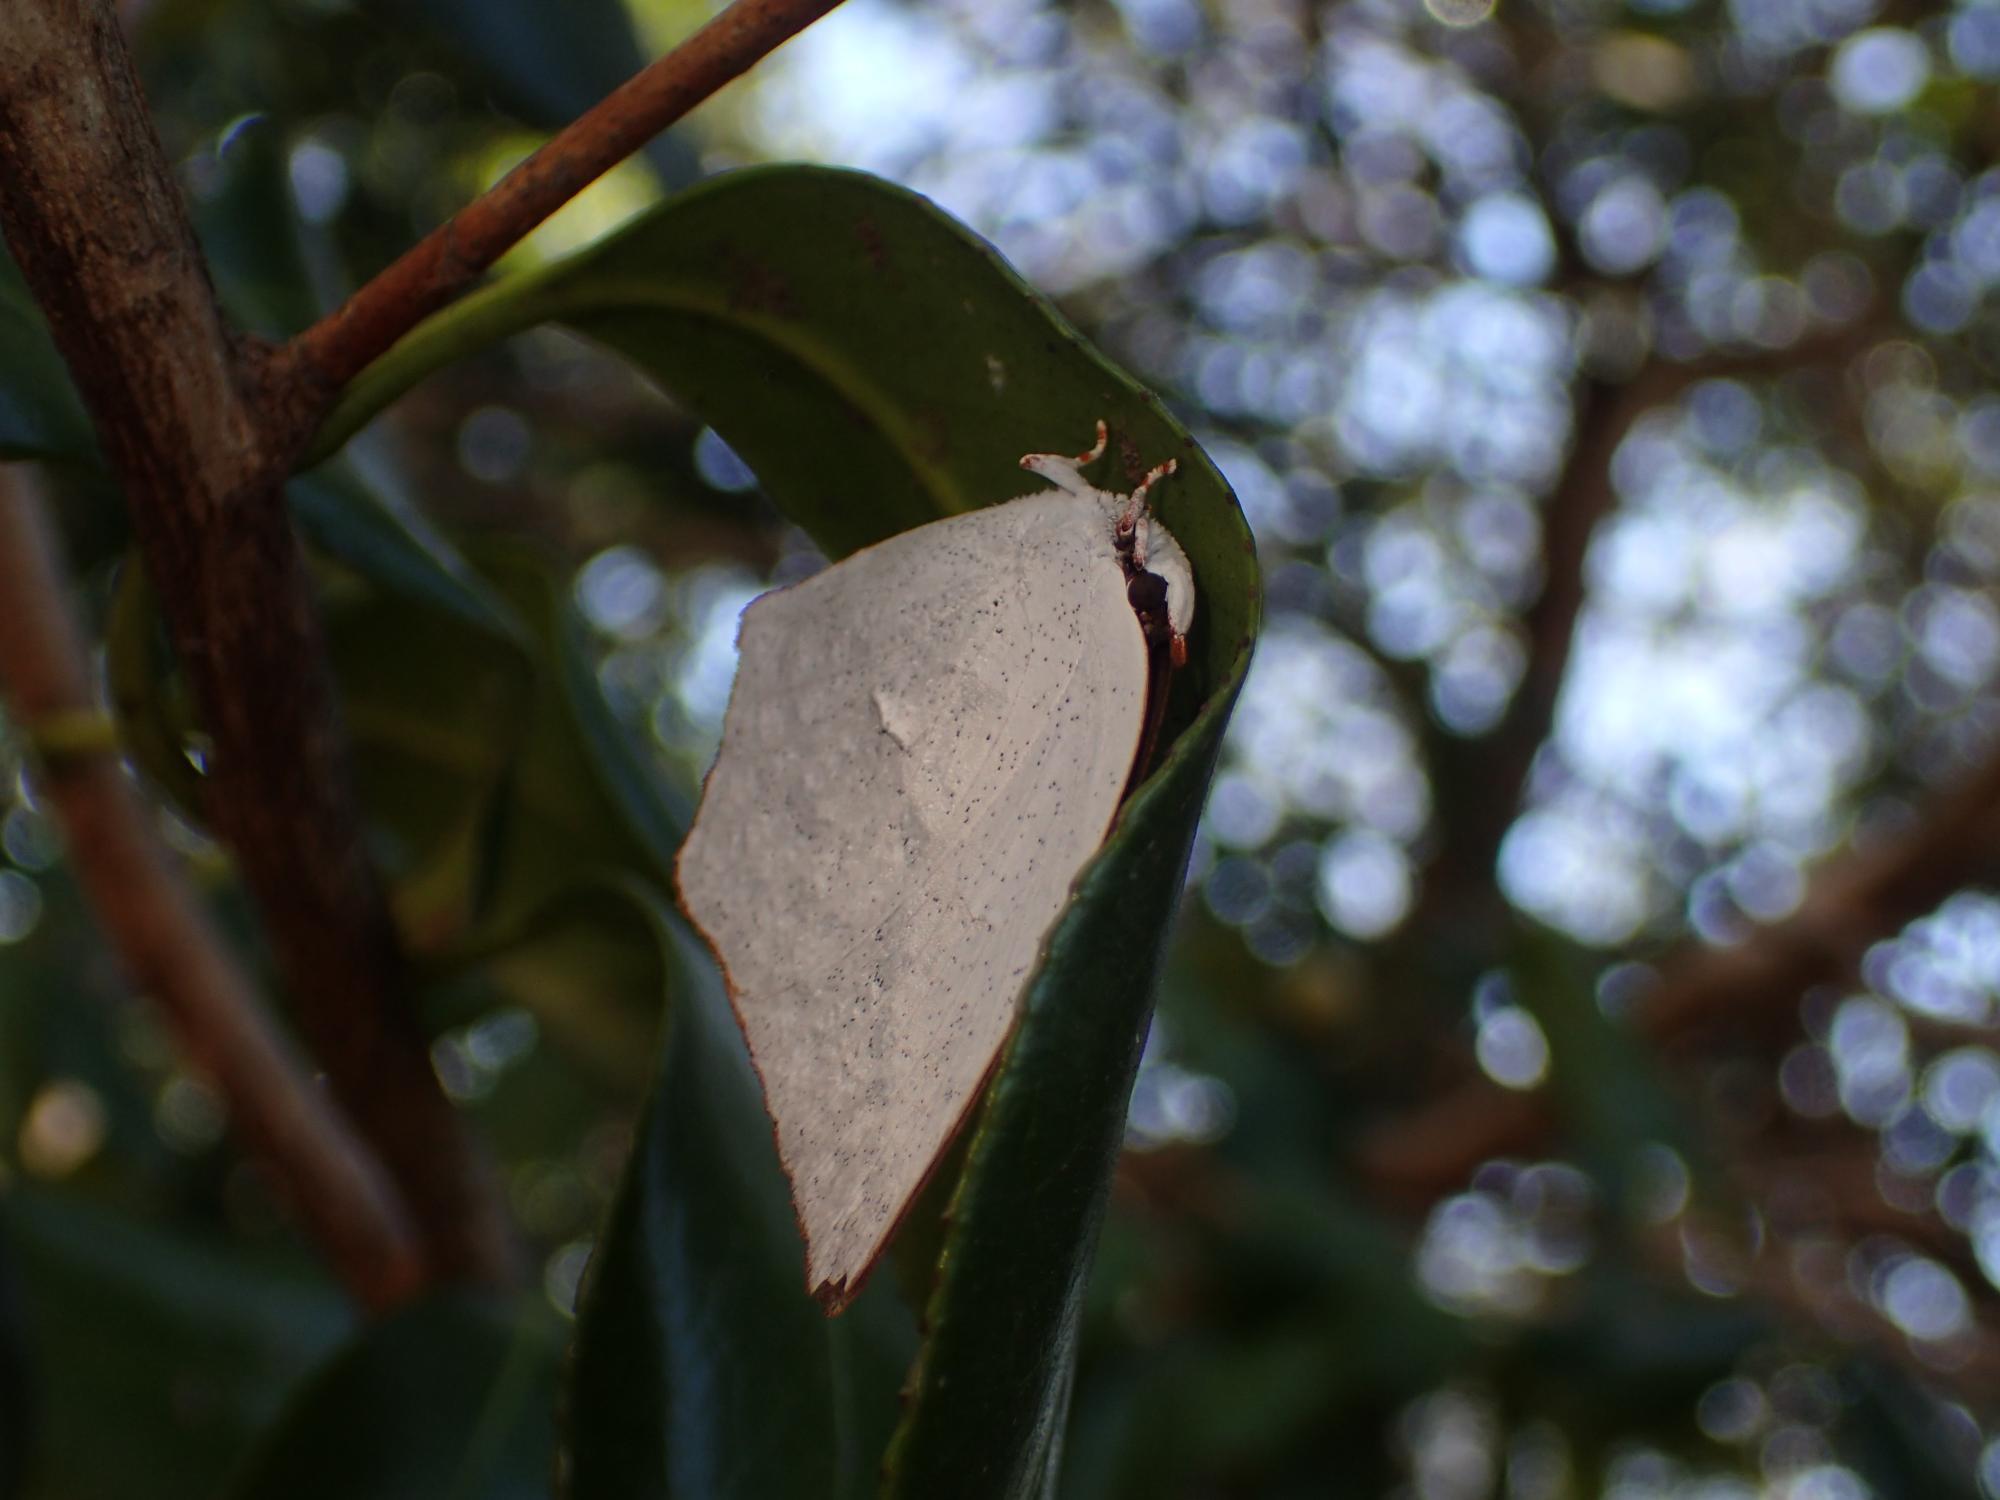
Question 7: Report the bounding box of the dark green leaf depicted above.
[189,114,326,340]
[104,558,209,819]
[364,0,697,185]
[323,574,533,937]
[0,1227,33,1500]
[552,594,691,875]
[225,1291,559,1500]
[3,1188,349,1500]
[449,549,686,923]
[0,243,92,462]
[361,551,687,1063]
[294,469,529,647]
[1508,932,1709,1214]
[423,873,670,1094]
[102,466,531,838]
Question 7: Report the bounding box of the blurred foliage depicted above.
[4,0,2000,1495]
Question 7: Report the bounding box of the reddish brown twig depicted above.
[0,468,423,1308]
[287,0,848,401]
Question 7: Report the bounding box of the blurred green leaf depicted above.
[350,547,690,1063]
[1063,1179,1466,1498]
[189,114,325,340]
[294,470,529,647]
[104,558,209,819]
[550,592,690,875]
[1508,932,1708,1213]
[3,1188,349,1500]
[0,244,92,462]
[0,1232,31,1500]
[448,550,687,924]
[383,0,642,131]
[364,0,697,185]
[224,1291,559,1500]
[324,575,528,939]
[1843,1361,1985,1500]
[424,873,669,1094]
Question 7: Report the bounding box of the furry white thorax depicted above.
[1014,451,1197,643]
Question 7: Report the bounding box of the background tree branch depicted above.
[1415,318,1891,946]
[1362,736,2000,1200]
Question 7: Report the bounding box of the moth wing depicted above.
[676,492,1149,1307]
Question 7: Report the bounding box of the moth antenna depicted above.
[1018,419,1111,497]
[1075,419,1110,466]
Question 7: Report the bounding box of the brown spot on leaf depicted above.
[856,216,899,287]
[717,242,799,318]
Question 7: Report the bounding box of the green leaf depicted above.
[294,469,529,648]
[423,873,670,1094]
[224,1291,560,1500]
[319,165,1259,1497]
[101,465,532,839]
[362,0,697,185]
[0,1257,23,1500]
[1506,932,1708,1215]
[323,577,531,939]
[190,114,327,341]
[563,894,916,1500]
[383,0,639,134]
[0,242,92,462]
[2,1188,350,1500]
[446,549,688,922]
[346,547,691,1064]
[551,594,691,875]
[104,557,210,819]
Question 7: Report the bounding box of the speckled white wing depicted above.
[675,491,1149,1309]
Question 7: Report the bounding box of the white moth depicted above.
[676,423,1195,1312]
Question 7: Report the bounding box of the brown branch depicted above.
[1733,1138,1983,1286]
[285,0,848,402]
[0,0,512,1289]
[1361,742,2000,1199]
[0,468,423,1308]
[1642,761,2000,1047]
[1643,1216,2000,1416]
[1418,373,1631,916]
[1418,320,1891,938]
